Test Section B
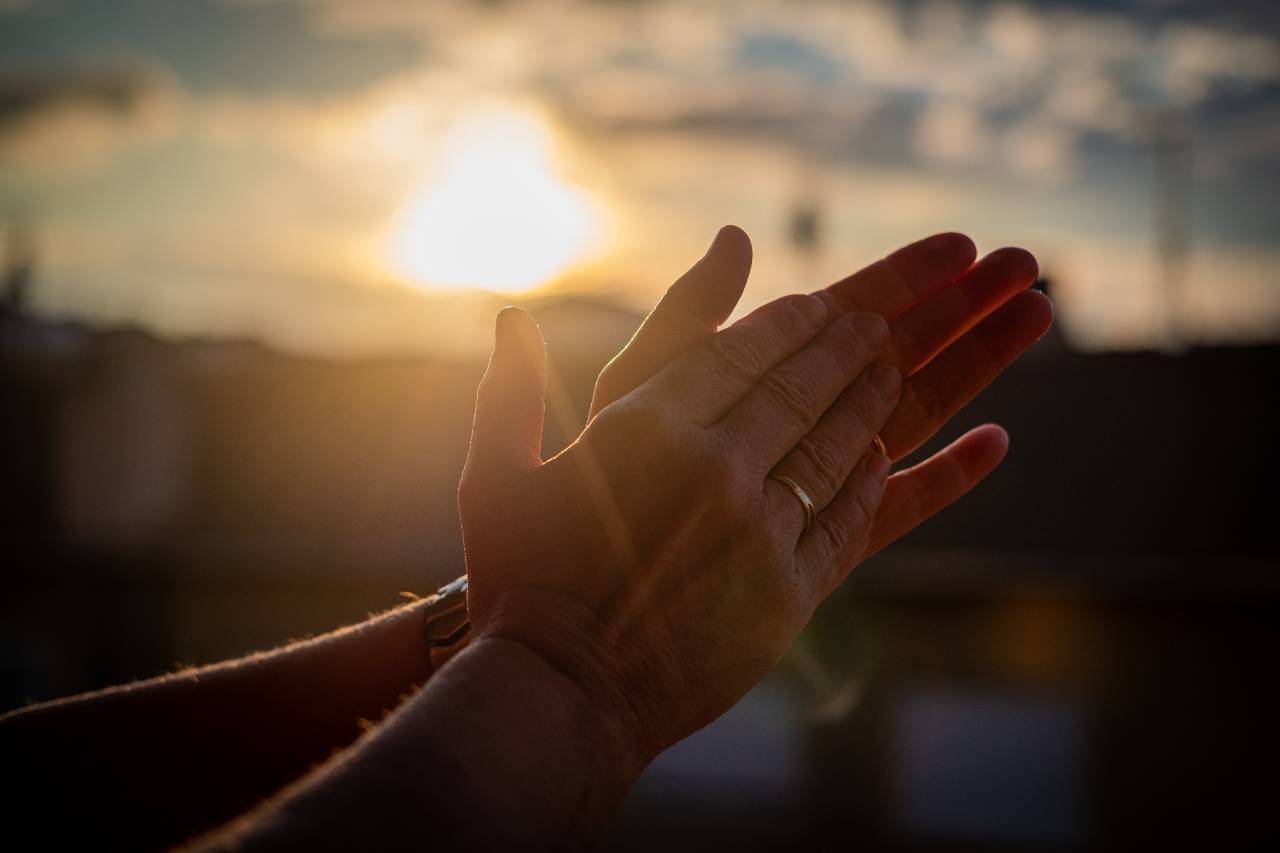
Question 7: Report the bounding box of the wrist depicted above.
[474,584,662,765]
[474,633,648,785]
[215,631,651,850]
[424,633,649,842]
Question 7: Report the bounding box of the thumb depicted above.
[465,306,547,485]
[589,225,752,418]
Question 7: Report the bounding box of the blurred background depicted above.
[1,0,1277,848]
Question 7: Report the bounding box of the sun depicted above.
[388,106,600,293]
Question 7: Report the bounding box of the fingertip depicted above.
[496,304,527,326]
[712,224,753,267]
[669,226,753,326]
[1024,288,1055,328]
[495,305,544,360]
[983,422,1010,447]
[969,423,1010,465]
[926,231,978,268]
[986,246,1040,284]
[496,303,535,334]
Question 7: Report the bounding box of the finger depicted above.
[797,451,892,596]
[589,225,752,419]
[593,231,973,423]
[817,232,977,320]
[887,247,1039,375]
[719,310,887,464]
[461,307,547,487]
[882,290,1053,459]
[647,292,829,424]
[867,424,1010,558]
[766,361,900,523]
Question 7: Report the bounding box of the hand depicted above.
[459,295,898,761]
[592,226,1052,559]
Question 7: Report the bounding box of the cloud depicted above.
[914,98,992,167]
[1000,119,1079,185]
[0,66,180,177]
[252,0,1280,187]
[11,0,1278,353]
[1161,23,1280,105]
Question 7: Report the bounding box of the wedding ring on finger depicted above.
[872,434,888,458]
[771,475,816,532]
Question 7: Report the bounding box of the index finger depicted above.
[589,226,752,419]
[817,232,977,320]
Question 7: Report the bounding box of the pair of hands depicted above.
[457,226,1049,763]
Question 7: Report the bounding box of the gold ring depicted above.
[872,434,888,457]
[771,475,815,532]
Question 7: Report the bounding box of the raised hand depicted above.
[459,297,896,758]
[591,226,1052,558]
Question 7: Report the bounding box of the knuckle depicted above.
[815,514,853,564]
[851,480,880,526]
[820,483,876,563]
[705,331,766,387]
[847,311,889,350]
[760,371,819,429]
[776,294,822,329]
[795,436,845,490]
[846,388,880,435]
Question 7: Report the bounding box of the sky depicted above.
[1,0,1278,357]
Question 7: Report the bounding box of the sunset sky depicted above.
[2,0,1278,356]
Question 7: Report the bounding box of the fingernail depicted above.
[797,294,828,325]
[868,452,891,482]
[850,312,888,346]
[868,362,900,399]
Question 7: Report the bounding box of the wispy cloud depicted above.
[268,0,1280,185]
[3,0,1277,352]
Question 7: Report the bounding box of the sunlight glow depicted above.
[389,106,600,293]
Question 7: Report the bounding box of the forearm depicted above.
[1,596,444,850]
[198,636,647,851]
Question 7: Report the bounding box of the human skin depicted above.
[593,226,1049,561]
[203,286,902,849]
[194,228,1049,849]
[0,227,1050,849]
